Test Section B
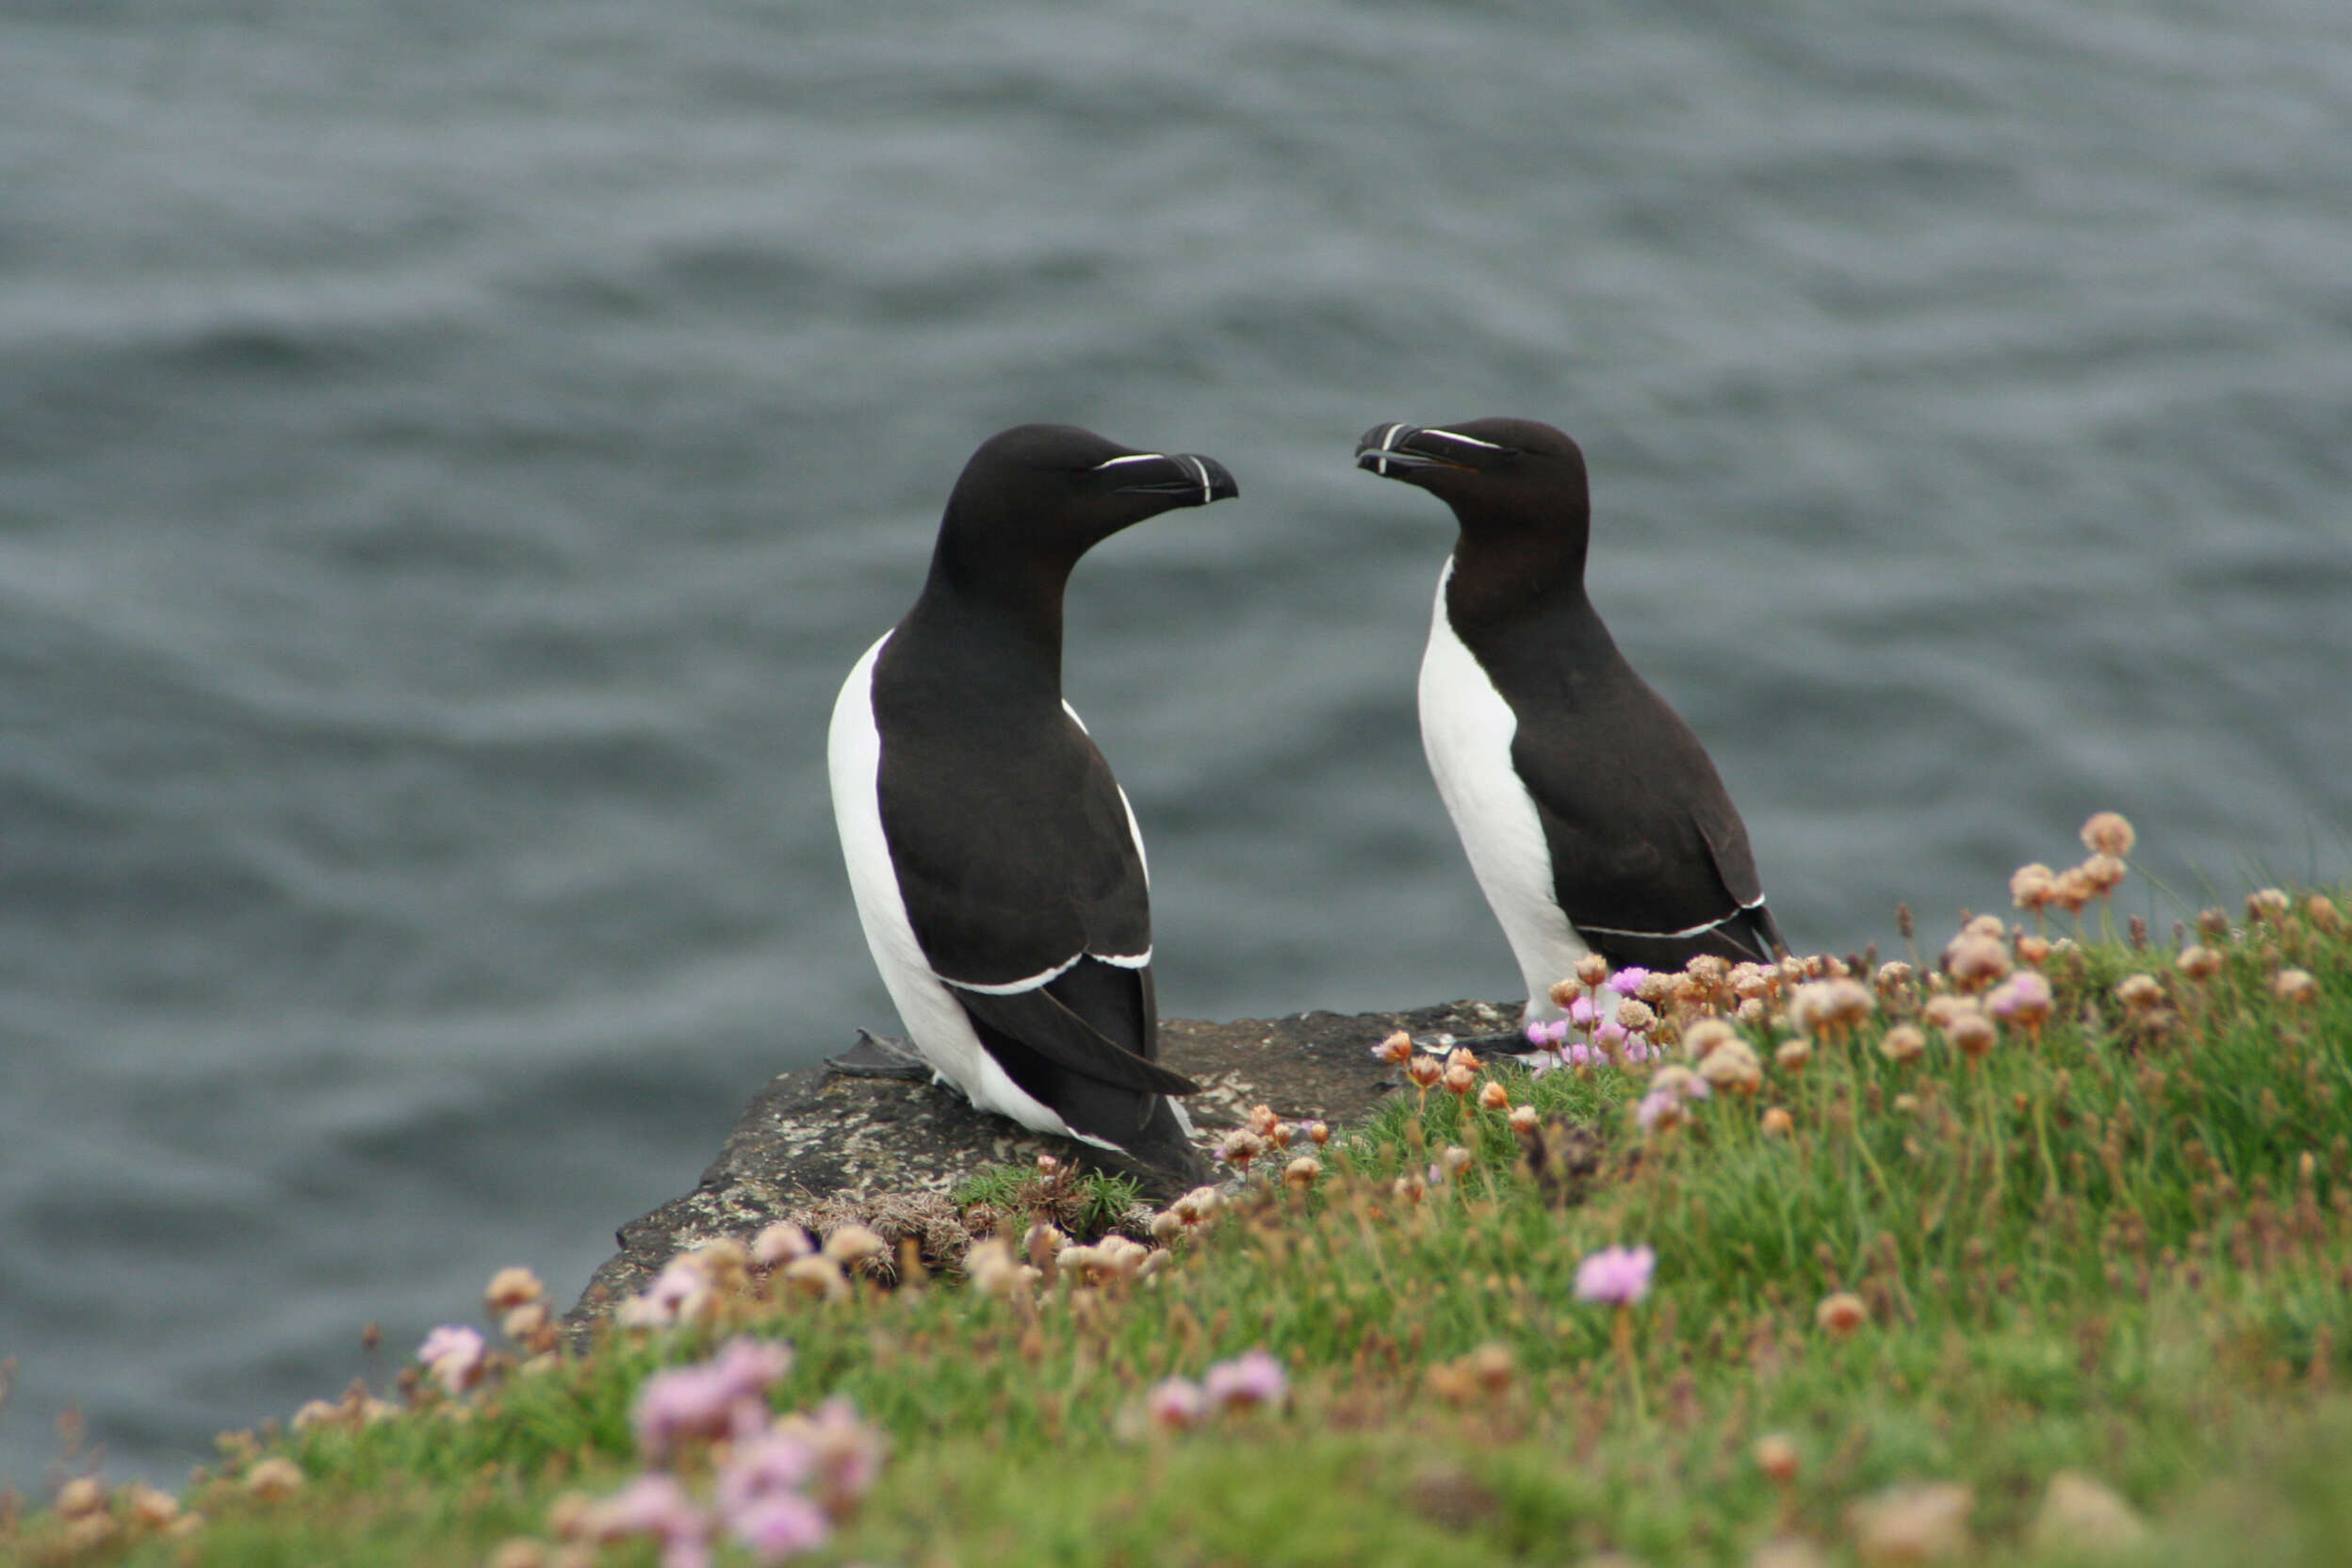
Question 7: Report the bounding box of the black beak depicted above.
[1105,452,1239,506]
[1354,422,1506,477]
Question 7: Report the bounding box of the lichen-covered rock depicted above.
[564,1000,1516,1331]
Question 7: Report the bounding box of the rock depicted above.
[2029,1472,2148,1556]
[1846,1481,1974,1566]
[564,999,1517,1331]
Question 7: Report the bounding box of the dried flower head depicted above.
[823,1224,889,1268]
[2275,969,2319,1005]
[1921,994,1969,1030]
[244,1458,305,1502]
[1392,1172,1427,1205]
[1683,1019,1738,1062]
[1219,1129,1267,1170]
[1373,1030,1414,1066]
[1945,934,2012,990]
[1303,1119,1331,1147]
[1774,1037,1813,1072]
[2114,972,2164,1010]
[2248,887,2292,923]
[1760,1106,1795,1137]
[1947,1010,1997,1061]
[1874,960,1916,995]
[1574,1244,1657,1306]
[1730,962,1778,1001]
[485,1266,546,1314]
[964,1238,1029,1298]
[2079,854,2127,895]
[1508,1104,1540,1135]
[1848,1481,1975,1567]
[2010,863,2057,911]
[2015,933,2051,966]
[1792,978,1874,1036]
[1283,1155,1323,1188]
[1439,1145,1475,1180]
[1754,1433,1801,1485]
[1576,954,1612,988]
[2080,811,2135,858]
[1478,1080,1511,1112]
[1698,1039,1764,1094]
[1548,978,1581,1012]
[1878,1023,1927,1065]
[1736,997,1770,1027]
[1442,1061,1478,1097]
[2050,867,2098,914]
[751,1222,816,1268]
[2308,894,2344,934]
[2176,944,2223,981]
[56,1478,106,1518]
[1406,1054,1445,1091]
[1815,1291,1868,1336]
[778,1254,850,1302]
[1614,998,1658,1034]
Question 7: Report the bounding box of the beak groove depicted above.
[1106,451,1238,506]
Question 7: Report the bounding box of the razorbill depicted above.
[1356,417,1787,1021]
[827,424,1235,1180]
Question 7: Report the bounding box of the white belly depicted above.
[825,631,1113,1145]
[1416,560,1592,1022]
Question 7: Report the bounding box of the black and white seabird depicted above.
[1357,417,1787,1021]
[827,424,1236,1180]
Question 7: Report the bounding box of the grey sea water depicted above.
[3,0,2349,1488]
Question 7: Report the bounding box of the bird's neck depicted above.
[898,553,1070,701]
[1446,524,1595,637]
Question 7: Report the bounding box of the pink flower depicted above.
[715,1430,817,1515]
[1574,1244,1657,1306]
[1203,1348,1288,1412]
[1985,970,2054,1024]
[1525,1019,1572,1050]
[1608,967,1655,997]
[583,1474,712,1568]
[727,1493,830,1561]
[416,1325,487,1395]
[1567,996,1597,1026]
[618,1256,717,1330]
[634,1337,793,1460]
[774,1396,885,1513]
[1146,1377,1205,1430]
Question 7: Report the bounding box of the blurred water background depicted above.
[3,0,2349,1490]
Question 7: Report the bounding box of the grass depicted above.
[7,863,2352,1567]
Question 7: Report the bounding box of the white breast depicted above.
[1416,559,1592,1021]
[825,630,1116,1147]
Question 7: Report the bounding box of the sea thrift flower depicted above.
[2115,972,2164,1010]
[619,1255,720,1330]
[1574,1244,1656,1306]
[2079,854,2127,895]
[2081,811,2135,858]
[2015,933,2051,965]
[1146,1377,1205,1430]
[1443,1061,1478,1097]
[1614,998,1658,1035]
[1921,995,1970,1030]
[1847,1481,1975,1567]
[776,1255,849,1303]
[245,1457,305,1501]
[821,1225,887,1268]
[1248,1102,1282,1136]
[964,1238,1030,1298]
[485,1266,546,1313]
[2011,862,2057,911]
[1373,1030,1414,1066]
[1774,1037,1813,1071]
[2050,867,2097,913]
[2248,887,2292,923]
[1874,960,1916,994]
[1636,1088,1689,1134]
[1985,972,2053,1033]
[1682,1019,1737,1062]
[1218,1129,1266,1171]
[1303,1119,1330,1146]
[1509,1104,1540,1135]
[1439,1145,1474,1180]
[1761,1106,1794,1136]
[1754,1434,1801,1485]
[1204,1349,1288,1411]
[1815,1292,1868,1336]
[2276,969,2319,1004]
[1405,1055,1445,1094]
[1792,979,1874,1037]
[1478,1080,1511,1111]
[416,1324,488,1396]
[1607,966,1655,996]
[1283,1155,1322,1188]
[2177,944,2223,980]
[1947,1010,1996,1061]
[1576,953,1611,988]
[1878,1024,1927,1065]
[752,1223,816,1267]
[2308,894,2344,934]
[1170,1185,1222,1226]
[634,1337,792,1459]
[774,1397,886,1515]
[582,1474,711,1568]
[1945,934,2011,990]
[727,1493,829,1563]
[1730,962,1777,1001]
[713,1429,816,1515]
[1697,1038,1763,1094]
